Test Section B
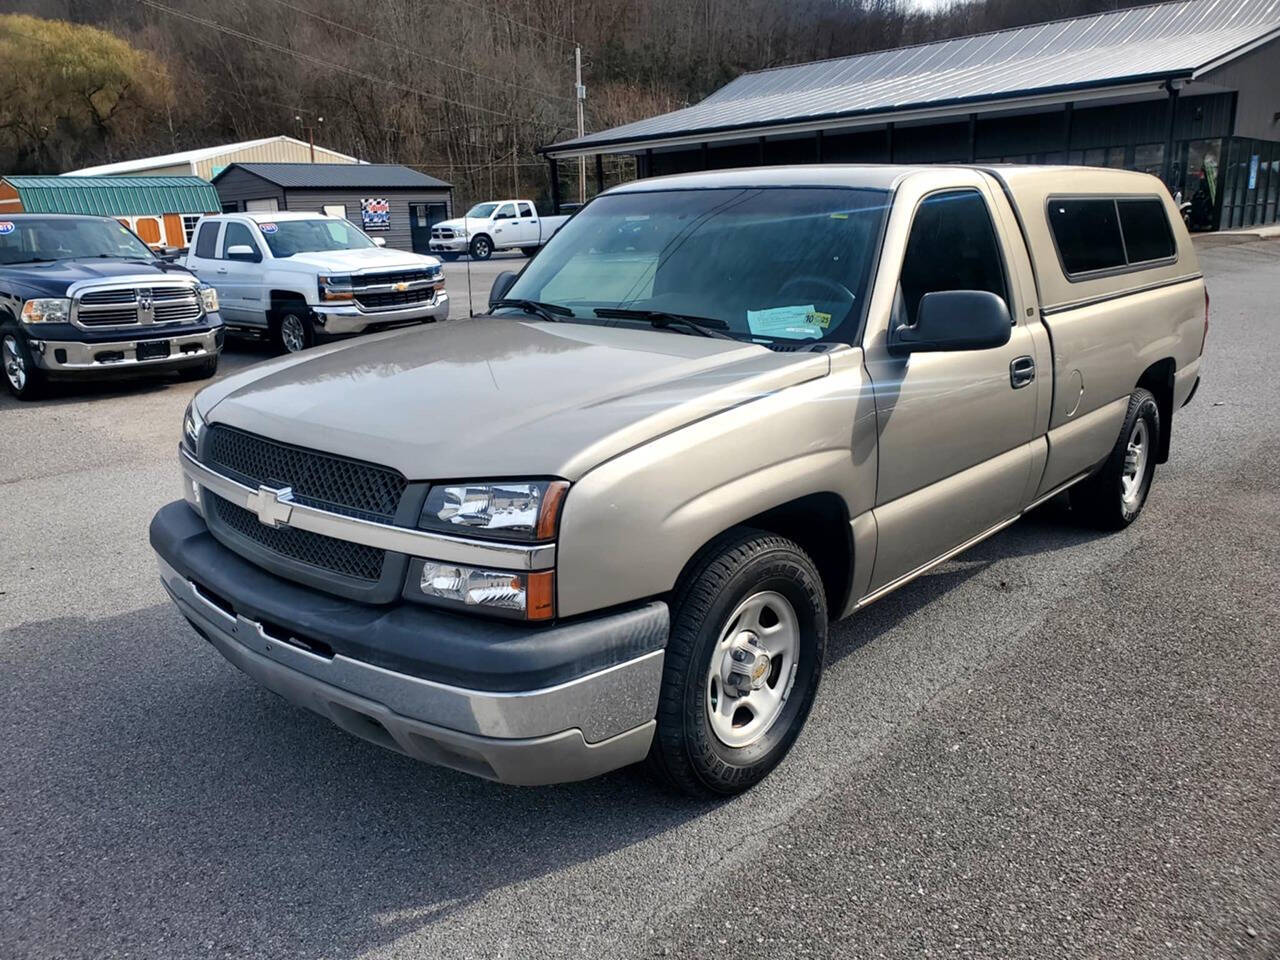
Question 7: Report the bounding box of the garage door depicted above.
[245,198,279,212]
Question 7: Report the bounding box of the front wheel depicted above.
[468,235,493,261]
[520,246,541,258]
[272,307,314,354]
[1070,387,1160,529]
[648,528,827,797]
[177,355,219,381]
[2,329,45,400]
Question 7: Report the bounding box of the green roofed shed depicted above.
[0,175,221,216]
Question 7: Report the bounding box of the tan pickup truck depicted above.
[151,165,1206,797]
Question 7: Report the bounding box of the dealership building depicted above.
[544,0,1280,230]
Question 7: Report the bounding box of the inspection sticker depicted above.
[0,222,14,235]
[747,304,824,339]
[259,222,278,234]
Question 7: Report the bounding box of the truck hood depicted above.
[276,247,440,273]
[1,257,195,298]
[432,217,490,235]
[198,319,830,480]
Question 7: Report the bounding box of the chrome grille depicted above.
[72,282,203,329]
[354,269,436,287]
[204,425,407,522]
[210,494,386,582]
[355,287,434,310]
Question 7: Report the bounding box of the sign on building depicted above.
[361,197,390,231]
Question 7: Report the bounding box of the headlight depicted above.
[408,559,554,620]
[199,284,219,313]
[419,480,568,540]
[182,400,204,454]
[318,275,353,301]
[20,298,71,324]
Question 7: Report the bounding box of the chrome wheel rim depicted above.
[3,335,26,391]
[473,239,490,258]
[705,590,800,749]
[280,314,306,353]
[1121,418,1149,510]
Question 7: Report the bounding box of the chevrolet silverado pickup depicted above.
[429,200,569,260]
[1,214,223,400]
[186,212,447,354]
[152,165,1205,796]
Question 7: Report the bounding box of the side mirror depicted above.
[890,290,1011,354]
[371,236,386,247]
[226,244,261,263]
[488,270,518,310]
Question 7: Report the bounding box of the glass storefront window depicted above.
[1185,138,1222,231]
[1134,143,1166,179]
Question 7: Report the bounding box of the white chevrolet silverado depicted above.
[428,200,570,261]
[186,212,448,353]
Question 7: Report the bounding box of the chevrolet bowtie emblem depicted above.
[247,484,294,527]
[393,281,409,292]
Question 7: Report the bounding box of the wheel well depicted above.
[470,233,492,246]
[1137,358,1176,463]
[680,493,853,616]
[269,290,309,320]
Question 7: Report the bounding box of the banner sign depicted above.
[361,197,390,231]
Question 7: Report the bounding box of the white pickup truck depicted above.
[428,200,570,261]
[186,212,448,353]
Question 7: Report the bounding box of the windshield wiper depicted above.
[2,257,54,264]
[491,298,575,322]
[593,307,735,339]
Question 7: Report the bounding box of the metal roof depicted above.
[3,175,221,215]
[65,136,363,176]
[547,0,1280,154]
[216,162,451,190]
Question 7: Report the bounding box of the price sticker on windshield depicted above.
[0,222,14,235]
[259,222,278,234]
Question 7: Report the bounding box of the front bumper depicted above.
[150,501,667,784]
[27,326,222,376]
[429,238,469,253]
[312,292,449,334]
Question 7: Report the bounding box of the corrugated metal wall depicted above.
[193,141,357,180]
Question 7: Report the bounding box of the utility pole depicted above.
[295,115,324,162]
[575,45,586,204]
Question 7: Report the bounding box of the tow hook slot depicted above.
[257,618,335,660]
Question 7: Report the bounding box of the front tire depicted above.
[520,246,541,258]
[2,328,45,400]
[1070,387,1160,530]
[177,355,219,381]
[272,306,314,354]
[469,235,493,261]
[648,528,827,797]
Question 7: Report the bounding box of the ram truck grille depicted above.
[74,283,203,328]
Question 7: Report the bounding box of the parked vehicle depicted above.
[152,165,1206,796]
[185,212,447,354]
[428,200,570,260]
[1,214,223,400]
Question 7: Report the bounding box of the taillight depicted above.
[1201,288,1210,353]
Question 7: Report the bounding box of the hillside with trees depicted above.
[2,0,1150,206]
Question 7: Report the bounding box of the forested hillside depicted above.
[2,0,1150,205]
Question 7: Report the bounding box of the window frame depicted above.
[181,214,203,245]
[896,186,1014,329]
[192,221,222,260]
[1045,193,1179,283]
[219,220,263,260]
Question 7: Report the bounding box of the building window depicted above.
[323,204,347,220]
[181,214,203,244]
[1134,143,1166,179]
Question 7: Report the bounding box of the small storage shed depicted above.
[0,175,221,249]
[212,163,453,254]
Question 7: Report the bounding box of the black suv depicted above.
[0,214,224,400]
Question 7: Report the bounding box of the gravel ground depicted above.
[0,240,1276,959]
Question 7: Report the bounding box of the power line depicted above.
[438,0,578,47]
[260,0,573,102]
[137,0,517,120]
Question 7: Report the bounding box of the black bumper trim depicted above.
[150,500,668,692]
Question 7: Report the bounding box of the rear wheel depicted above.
[648,528,826,797]
[272,306,314,354]
[1070,387,1160,529]
[2,329,45,400]
[469,235,493,261]
[520,246,541,258]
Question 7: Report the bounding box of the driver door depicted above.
[863,187,1040,591]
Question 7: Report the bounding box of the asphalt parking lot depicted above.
[1,239,1277,959]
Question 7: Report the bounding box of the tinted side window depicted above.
[1048,199,1126,275]
[1117,199,1175,263]
[193,222,220,259]
[220,222,259,258]
[518,202,534,217]
[900,190,1008,325]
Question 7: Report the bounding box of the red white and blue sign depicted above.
[361,197,390,231]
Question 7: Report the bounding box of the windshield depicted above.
[259,218,376,257]
[466,202,500,218]
[502,187,890,342]
[0,217,155,264]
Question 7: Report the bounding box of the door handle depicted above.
[216,267,228,274]
[1010,355,1035,389]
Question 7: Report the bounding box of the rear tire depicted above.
[272,305,314,354]
[1070,388,1160,530]
[2,328,46,400]
[647,528,827,798]
[520,246,541,258]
